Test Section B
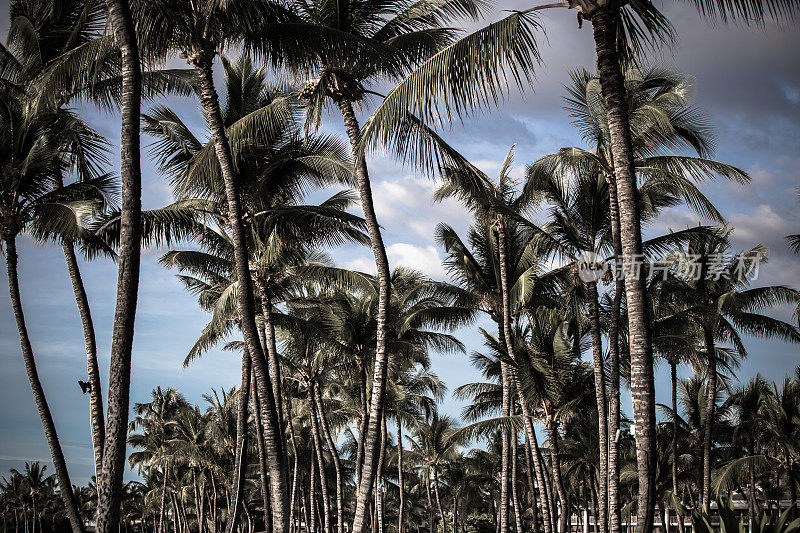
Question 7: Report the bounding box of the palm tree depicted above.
[288,2,490,526]
[657,233,800,509]
[408,412,460,533]
[95,0,144,528]
[0,84,117,533]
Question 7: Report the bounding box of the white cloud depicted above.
[344,243,447,279]
[387,243,447,279]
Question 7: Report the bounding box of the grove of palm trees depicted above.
[1,1,799,533]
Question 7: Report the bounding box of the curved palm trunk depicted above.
[62,242,104,474]
[546,421,568,533]
[287,399,300,533]
[313,384,344,533]
[335,98,391,533]
[425,469,434,533]
[586,281,609,533]
[396,418,405,533]
[158,469,168,533]
[191,55,289,533]
[701,328,717,510]
[96,2,142,531]
[224,347,251,533]
[590,9,657,533]
[4,238,85,533]
[375,415,387,533]
[307,381,332,533]
[606,174,623,533]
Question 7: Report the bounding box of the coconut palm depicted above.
[288,1,494,525]
[657,233,800,509]
[0,84,116,533]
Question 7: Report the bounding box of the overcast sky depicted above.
[0,2,798,485]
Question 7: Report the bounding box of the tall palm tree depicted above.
[289,2,493,526]
[96,0,143,528]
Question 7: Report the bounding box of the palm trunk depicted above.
[62,242,105,474]
[513,370,553,533]
[606,174,623,533]
[335,97,391,533]
[586,281,609,533]
[701,328,716,510]
[670,361,684,533]
[426,469,434,533]
[159,469,168,533]
[307,382,332,533]
[432,467,446,533]
[287,399,300,533]
[547,421,568,533]
[224,347,251,533]
[191,55,288,533]
[95,1,142,531]
[499,363,512,533]
[356,362,369,488]
[313,384,344,533]
[496,217,517,533]
[256,283,285,439]
[254,375,274,533]
[396,418,406,533]
[591,9,657,533]
[511,431,524,533]
[376,413,388,533]
[521,425,541,533]
[309,457,317,533]
[4,237,85,533]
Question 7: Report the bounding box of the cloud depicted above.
[344,243,447,280]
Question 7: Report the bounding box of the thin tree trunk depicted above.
[547,421,568,533]
[314,383,344,533]
[513,371,553,533]
[496,219,516,533]
[253,379,273,533]
[499,362,512,533]
[159,470,168,533]
[701,328,716,510]
[224,347,251,533]
[3,237,85,533]
[256,283,285,440]
[426,469,434,533]
[62,242,105,474]
[335,98,391,533]
[309,457,317,533]
[432,467,446,533]
[522,424,542,533]
[606,175,623,533]
[396,417,406,533]
[355,361,369,488]
[590,9,657,533]
[190,55,288,533]
[586,281,609,533]
[376,413,388,533]
[95,2,142,532]
[287,400,300,533]
[511,431,523,533]
[670,361,684,533]
[307,382,332,533]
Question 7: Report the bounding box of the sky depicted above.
[0,2,799,485]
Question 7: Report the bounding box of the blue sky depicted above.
[0,2,798,485]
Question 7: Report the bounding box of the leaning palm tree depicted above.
[0,88,116,533]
